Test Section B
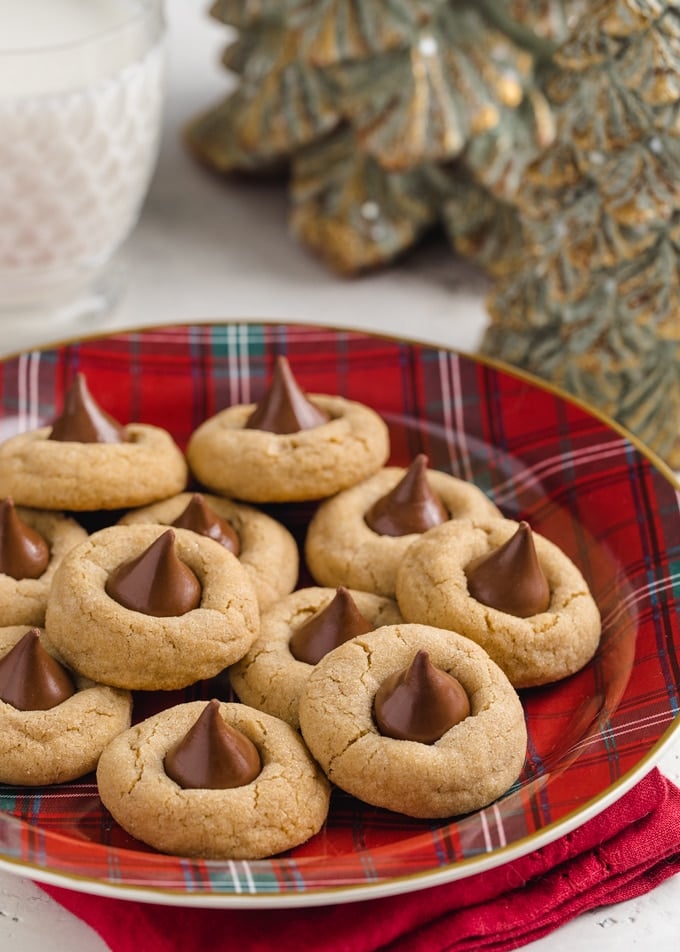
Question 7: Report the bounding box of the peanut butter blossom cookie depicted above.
[186,356,390,502]
[119,491,299,610]
[0,626,132,785]
[0,498,87,626]
[298,623,527,818]
[305,455,501,596]
[395,518,602,688]
[97,699,331,859]
[230,586,403,729]
[44,524,260,690]
[0,373,188,510]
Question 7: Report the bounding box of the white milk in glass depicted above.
[0,0,164,320]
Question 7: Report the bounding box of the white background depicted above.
[0,2,678,949]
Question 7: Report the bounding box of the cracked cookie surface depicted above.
[298,623,527,818]
[305,466,501,597]
[0,424,188,510]
[186,395,390,502]
[44,524,260,690]
[96,700,331,859]
[0,626,132,785]
[395,518,602,688]
[119,492,299,610]
[0,507,87,626]
[230,587,403,729]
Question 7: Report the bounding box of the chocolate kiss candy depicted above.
[373,650,470,744]
[0,629,75,711]
[48,372,127,443]
[164,699,261,789]
[289,587,373,665]
[105,529,202,617]
[364,454,448,537]
[245,355,330,434]
[171,493,240,556]
[0,497,50,580]
[465,521,551,618]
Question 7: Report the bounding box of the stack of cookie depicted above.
[0,360,601,859]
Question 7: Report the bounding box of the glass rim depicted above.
[0,0,165,58]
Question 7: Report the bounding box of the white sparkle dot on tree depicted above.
[418,35,438,57]
[360,201,380,221]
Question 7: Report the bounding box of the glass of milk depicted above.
[0,0,165,330]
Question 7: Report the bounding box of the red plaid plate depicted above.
[0,321,678,907]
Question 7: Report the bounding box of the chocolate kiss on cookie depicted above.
[164,699,261,789]
[105,529,202,617]
[0,629,75,711]
[171,493,240,556]
[245,355,330,434]
[48,372,127,444]
[289,587,373,665]
[0,497,49,580]
[373,649,470,744]
[365,454,448,537]
[465,521,551,618]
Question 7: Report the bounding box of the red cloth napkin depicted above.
[40,768,680,952]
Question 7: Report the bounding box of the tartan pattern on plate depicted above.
[0,322,678,901]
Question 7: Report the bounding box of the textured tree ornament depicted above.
[185,0,679,463]
[186,0,569,273]
[482,0,680,466]
[440,1,590,274]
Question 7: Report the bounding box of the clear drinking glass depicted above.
[0,0,165,329]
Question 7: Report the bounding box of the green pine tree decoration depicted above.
[186,0,584,273]
[482,0,680,467]
[186,0,679,464]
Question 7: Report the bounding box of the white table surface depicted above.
[1,2,678,949]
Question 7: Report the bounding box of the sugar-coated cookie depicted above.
[0,424,188,511]
[97,700,331,859]
[230,587,403,729]
[0,503,87,626]
[44,524,260,690]
[119,492,299,610]
[305,462,501,597]
[186,398,389,503]
[395,518,601,688]
[0,373,188,510]
[0,626,132,786]
[298,623,527,818]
